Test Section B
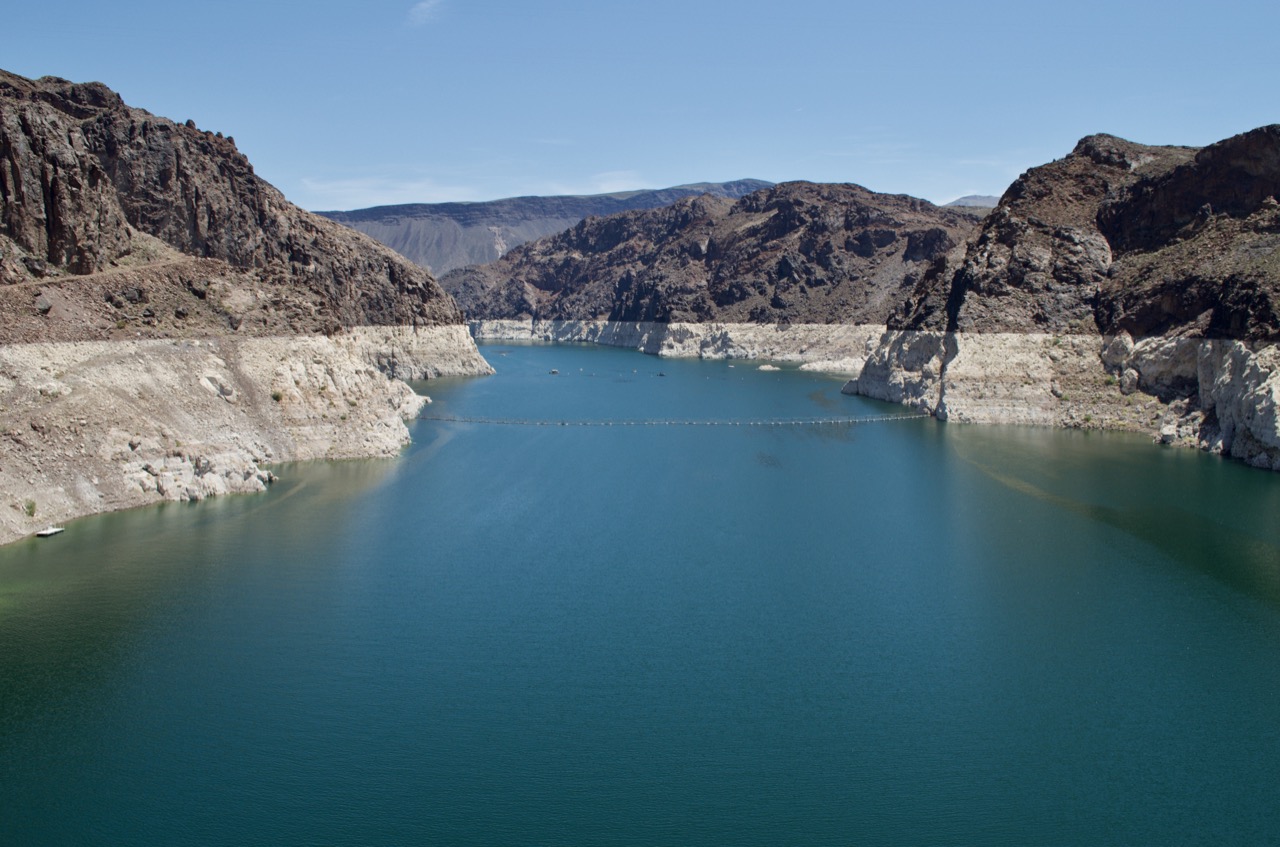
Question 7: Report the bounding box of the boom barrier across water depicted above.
[418,412,931,428]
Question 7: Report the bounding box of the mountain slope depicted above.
[440,181,980,325]
[891,127,1280,342]
[0,68,489,545]
[0,69,467,341]
[856,126,1280,469]
[316,179,772,274]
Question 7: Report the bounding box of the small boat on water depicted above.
[35,526,64,538]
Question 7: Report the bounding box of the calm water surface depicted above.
[2,343,1279,845]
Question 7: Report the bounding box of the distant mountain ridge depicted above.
[440,181,979,325]
[317,179,772,274]
[944,194,1001,208]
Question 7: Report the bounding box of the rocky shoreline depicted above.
[0,326,492,546]
[0,70,501,547]
[471,318,1280,470]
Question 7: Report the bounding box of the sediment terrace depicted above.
[0,326,491,545]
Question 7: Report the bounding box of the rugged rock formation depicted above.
[889,128,1280,342]
[317,180,772,275]
[0,69,491,544]
[892,135,1199,334]
[455,126,1280,471]
[857,126,1280,470]
[442,182,981,325]
[1,69,467,334]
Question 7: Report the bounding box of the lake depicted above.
[2,342,1279,845]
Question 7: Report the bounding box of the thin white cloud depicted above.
[586,170,650,194]
[408,0,444,27]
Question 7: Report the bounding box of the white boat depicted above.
[35,526,64,537]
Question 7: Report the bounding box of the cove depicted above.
[2,342,1279,845]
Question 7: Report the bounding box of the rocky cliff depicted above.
[0,69,490,544]
[857,127,1280,470]
[441,181,981,325]
[317,180,772,275]
[0,69,469,335]
[446,127,1280,471]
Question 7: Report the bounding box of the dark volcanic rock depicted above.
[0,68,462,341]
[441,182,980,325]
[1098,127,1280,341]
[893,135,1198,334]
[1099,126,1280,254]
[893,125,1280,343]
[317,180,773,275]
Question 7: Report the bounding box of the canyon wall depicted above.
[457,129,1280,471]
[1,70,491,543]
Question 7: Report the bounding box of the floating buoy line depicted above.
[418,413,931,428]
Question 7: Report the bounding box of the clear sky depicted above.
[6,1,1277,211]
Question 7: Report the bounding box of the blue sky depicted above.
[6,1,1277,210]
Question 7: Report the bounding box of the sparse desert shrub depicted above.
[23,499,36,517]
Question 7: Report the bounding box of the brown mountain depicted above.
[316,180,772,276]
[0,69,488,545]
[893,127,1280,342]
[0,69,463,343]
[846,125,1280,470]
[440,181,981,325]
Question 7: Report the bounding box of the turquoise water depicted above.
[2,343,1280,845]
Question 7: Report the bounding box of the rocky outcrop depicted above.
[890,127,1280,342]
[0,69,491,543]
[453,124,1280,471]
[851,330,1280,469]
[857,126,1280,469]
[0,326,489,545]
[443,182,981,326]
[317,180,772,275]
[892,135,1198,334]
[1,68,465,330]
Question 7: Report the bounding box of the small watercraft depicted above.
[35,526,64,537]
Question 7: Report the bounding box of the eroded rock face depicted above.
[853,126,1280,469]
[1098,128,1280,342]
[0,69,464,334]
[1198,341,1280,469]
[893,125,1280,345]
[441,182,982,326]
[0,329,487,545]
[318,180,774,275]
[892,135,1199,334]
[0,69,492,544]
[450,123,1280,470]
